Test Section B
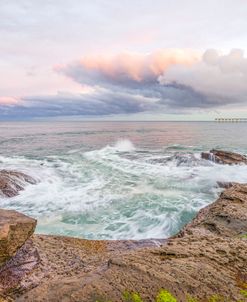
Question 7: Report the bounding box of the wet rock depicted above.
[0,170,36,198]
[216,181,237,189]
[201,151,215,161]
[0,209,36,267]
[201,149,247,165]
[173,153,201,167]
[149,153,207,167]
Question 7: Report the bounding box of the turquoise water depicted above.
[0,121,247,239]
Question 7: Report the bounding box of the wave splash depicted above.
[113,139,136,152]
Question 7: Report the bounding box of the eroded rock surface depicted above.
[0,170,36,198]
[202,149,247,165]
[1,184,247,301]
[0,209,37,267]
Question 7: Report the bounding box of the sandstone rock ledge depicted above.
[1,185,247,301]
[0,210,37,266]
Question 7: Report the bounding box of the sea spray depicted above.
[113,139,136,152]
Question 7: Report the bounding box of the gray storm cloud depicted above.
[159,49,247,104]
[0,90,156,120]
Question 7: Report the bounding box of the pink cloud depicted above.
[56,49,200,85]
[0,97,19,105]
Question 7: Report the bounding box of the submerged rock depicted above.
[0,209,36,267]
[0,170,36,198]
[1,184,247,301]
[202,149,247,165]
[216,180,237,189]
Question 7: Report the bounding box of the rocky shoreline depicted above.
[0,150,247,301]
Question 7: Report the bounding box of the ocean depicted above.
[1,121,247,240]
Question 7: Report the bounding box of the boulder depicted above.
[201,149,247,165]
[0,209,36,267]
[0,170,36,198]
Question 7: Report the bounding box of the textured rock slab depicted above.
[0,239,40,296]
[202,149,247,165]
[0,209,36,267]
[0,170,36,198]
[14,233,247,302]
[0,235,165,300]
[178,183,247,238]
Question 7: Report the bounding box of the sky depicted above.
[1,0,247,121]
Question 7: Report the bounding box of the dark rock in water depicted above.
[202,149,247,165]
[149,153,208,167]
[173,153,200,166]
[2,184,247,301]
[0,170,36,198]
[216,181,237,189]
[0,209,37,267]
[201,151,215,161]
